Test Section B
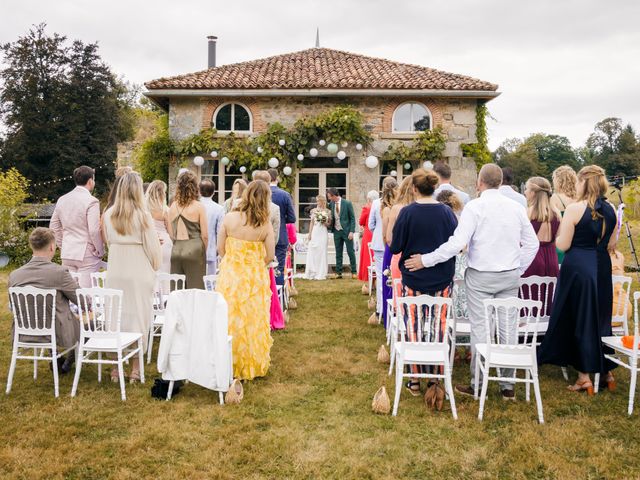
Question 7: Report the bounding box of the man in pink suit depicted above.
[49,166,104,288]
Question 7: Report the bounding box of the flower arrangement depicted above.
[313,209,329,226]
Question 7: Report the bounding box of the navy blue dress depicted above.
[538,200,615,373]
[597,200,617,373]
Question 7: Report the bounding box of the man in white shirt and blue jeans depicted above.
[405,164,539,400]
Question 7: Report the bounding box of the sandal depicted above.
[567,379,594,396]
[129,371,141,384]
[406,381,421,397]
[110,368,123,383]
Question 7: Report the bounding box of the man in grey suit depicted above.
[9,227,80,373]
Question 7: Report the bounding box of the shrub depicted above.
[0,168,32,266]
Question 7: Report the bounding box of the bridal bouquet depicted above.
[313,209,329,225]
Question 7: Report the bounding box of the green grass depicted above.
[1,275,640,479]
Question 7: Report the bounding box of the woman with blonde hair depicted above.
[386,176,415,294]
[224,178,248,213]
[145,180,172,275]
[103,172,162,382]
[216,180,275,380]
[539,165,617,394]
[522,177,561,279]
[168,171,208,289]
[550,166,578,263]
[380,177,398,327]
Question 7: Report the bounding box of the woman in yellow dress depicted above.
[216,180,275,380]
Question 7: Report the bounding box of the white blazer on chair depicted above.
[157,289,231,392]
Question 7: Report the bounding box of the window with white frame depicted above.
[200,160,246,204]
[392,102,431,133]
[213,103,252,132]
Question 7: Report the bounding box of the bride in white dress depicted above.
[304,195,331,280]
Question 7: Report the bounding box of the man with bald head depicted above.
[405,163,538,401]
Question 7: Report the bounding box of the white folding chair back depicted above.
[71,287,145,401]
[475,297,544,423]
[450,278,471,353]
[148,273,186,364]
[203,274,218,292]
[69,271,81,286]
[6,286,75,397]
[90,271,107,288]
[392,294,457,419]
[612,275,632,335]
[367,242,376,296]
[599,291,640,415]
[518,276,557,337]
[387,278,403,374]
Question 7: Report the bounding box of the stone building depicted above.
[144,42,499,233]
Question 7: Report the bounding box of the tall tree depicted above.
[585,118,640,177]
[524,133,578,172]
[0,24,134,200]
[494,138,547,186]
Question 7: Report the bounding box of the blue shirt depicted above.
[270,185,296,247]
[200,197,225,262]
[390,202,458,292]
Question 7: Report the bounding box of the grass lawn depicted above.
[1,273,640,479]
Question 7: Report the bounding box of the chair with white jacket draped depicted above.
[157,289,233,404]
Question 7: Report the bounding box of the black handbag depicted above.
[150,378,184,400]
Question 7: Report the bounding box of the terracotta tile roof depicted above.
[145,47,498,91]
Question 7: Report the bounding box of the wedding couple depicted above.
[305,188,357,280]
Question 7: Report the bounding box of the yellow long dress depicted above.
[216,236,273,380]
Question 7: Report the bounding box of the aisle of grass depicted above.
[1,274,640,478]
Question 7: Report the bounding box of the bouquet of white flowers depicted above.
[313,209,329,225]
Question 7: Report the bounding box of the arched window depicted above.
[213,103,252,132]
[392,102,431,133]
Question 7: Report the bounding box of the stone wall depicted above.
[167,95,481,211]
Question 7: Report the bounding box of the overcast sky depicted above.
[2,0,639,149]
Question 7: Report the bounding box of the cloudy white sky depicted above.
[2,0,639,149]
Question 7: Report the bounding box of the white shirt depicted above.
[434,183,471,205]
[368,198,384,251]
[421,189,539,273]
[200,197,225,262]
[498,185,527,208]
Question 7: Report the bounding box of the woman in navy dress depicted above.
[538,166,616,395]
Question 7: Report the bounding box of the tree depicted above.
[584,118,640,177]
[496,141,547,186]
[525,133,578,172]
[0,24,134,200]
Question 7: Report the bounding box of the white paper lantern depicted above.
[239,166,247,173]
[278,139,286,146]
[365,155,379,169]
[283,166,293,176]
[341,141,348,148]
[390,170,398,177]
[268,157,279,168]
[337,151,346,160]
[423,160,434,170]
[309,148,318,157]
[319,139,326,146]
[221,156,230,165]
[257,146,264,154]
[193,156,205,167]
[210,151,218,158]
[297,153,304,161]
[404,162,411,170]
[327,143,338,154]
[355,143,363,151]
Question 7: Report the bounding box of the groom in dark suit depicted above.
[327,188,357,279]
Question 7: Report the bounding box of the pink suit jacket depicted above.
[49,186,104,261]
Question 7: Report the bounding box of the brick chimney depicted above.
[207,36,217,68]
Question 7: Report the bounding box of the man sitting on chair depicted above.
[8,227,80,373]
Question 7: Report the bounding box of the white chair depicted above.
[69,271,82,286]
[203,274,218,292]
[367,242,376,296]
[450,278,471,360]
[518,276,557,338]
[71,288,145,401]
[386,278,403,376]
[6,287,77,398]
[392,295,457,419]
[90,271,107,288]
[597,291,640,415]
[611,275,632,336]
[475,298,544,423]
[147,273,186,364]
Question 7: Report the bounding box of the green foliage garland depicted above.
[461,101,492,170]
[382,128,446,165]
